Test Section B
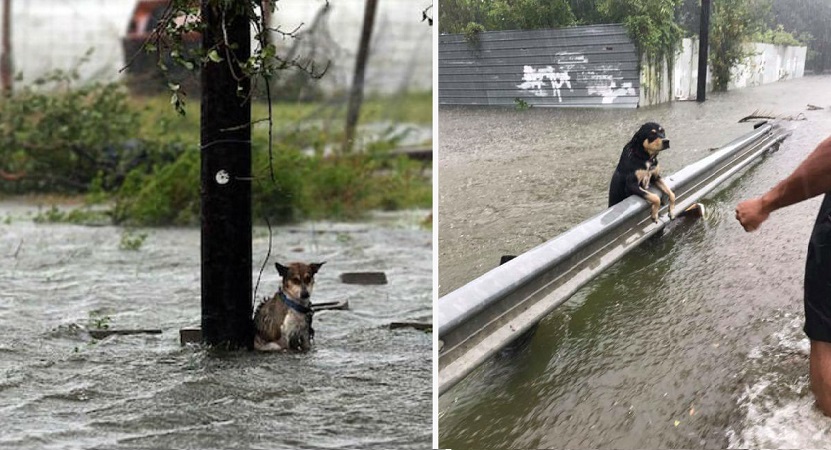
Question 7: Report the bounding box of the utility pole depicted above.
[697,0,711,102]
[200,1,254,349]
[1,0,12,93]
[343,0,379,153]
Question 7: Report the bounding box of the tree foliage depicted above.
[0,67,164,192]
[139,0,329,112]
[440,0,683,71]
[753,24,807,47]
[439,0,574,34]
[709,0,769,91]
[597,0,684,68]
[769,0,831,72]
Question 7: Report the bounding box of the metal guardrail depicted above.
[437,123,790,395]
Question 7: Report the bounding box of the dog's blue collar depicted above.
[279,291,313,315]
[279,290,315,342]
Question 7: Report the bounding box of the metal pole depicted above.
[200,1,254,348]
[697,0,711,102]
[343,0,378,152]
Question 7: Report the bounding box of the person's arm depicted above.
[736,135,831,232]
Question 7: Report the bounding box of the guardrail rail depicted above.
[438,123,790,395]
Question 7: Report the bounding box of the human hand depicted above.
[735,197,770,232]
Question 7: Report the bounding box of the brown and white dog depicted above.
[254,261,325,352]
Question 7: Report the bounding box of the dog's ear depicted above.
[310,262,326,275]
[275,262,289,278]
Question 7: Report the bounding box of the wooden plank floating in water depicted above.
[678,202,705,219]
[89,329,162,339]
[180,327,203,345]
[340,272,388,285]
[389,322,432,332]
[312,299,350,311]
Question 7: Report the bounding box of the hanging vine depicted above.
[709,0,768,91]
[598,0,684,103]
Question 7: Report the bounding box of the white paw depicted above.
[255,341,284,352]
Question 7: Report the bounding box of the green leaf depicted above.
[263,44,277,59]
[207,49,223,63]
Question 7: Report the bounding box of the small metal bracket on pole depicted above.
[697,0,711,102]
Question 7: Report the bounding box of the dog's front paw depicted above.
[651,214,659,223]
[255,341,284,352]
[668,209,676,220]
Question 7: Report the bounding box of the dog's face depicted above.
[635,122,670,156]
[275,262,325,300]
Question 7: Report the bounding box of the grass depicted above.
[131,90,433,146]
[5,87,432,227]
[117,91,433,226]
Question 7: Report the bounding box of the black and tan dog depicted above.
[608,122,675,222]
[254,261,325,352]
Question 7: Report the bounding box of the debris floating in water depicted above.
[89,329,162,339]
[389,321,432,332]
[340,272,388,285]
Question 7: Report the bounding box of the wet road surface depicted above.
[0,206,432,449]
[439,75,831,448]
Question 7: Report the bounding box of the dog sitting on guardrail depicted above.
[254,261,325,352]
[608,122,675,222]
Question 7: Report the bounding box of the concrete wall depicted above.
[0,0,431,93]
[665,37,807,103]
[639,54,671,106]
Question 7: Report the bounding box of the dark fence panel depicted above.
[439,24,640,108]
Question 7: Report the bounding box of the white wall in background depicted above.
[9,0,134,86]
[671,38,807,102]
[274,0,433,93]
[0,0,433,93]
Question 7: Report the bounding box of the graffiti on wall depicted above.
[517,65,574,102]
[516,52,635,104]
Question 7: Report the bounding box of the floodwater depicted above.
[439,75,831,448]
[0,205,432,449]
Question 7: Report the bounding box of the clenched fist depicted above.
[735,197,770,232]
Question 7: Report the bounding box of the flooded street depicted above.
[0,205,431,449]
[439,75,831,448]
